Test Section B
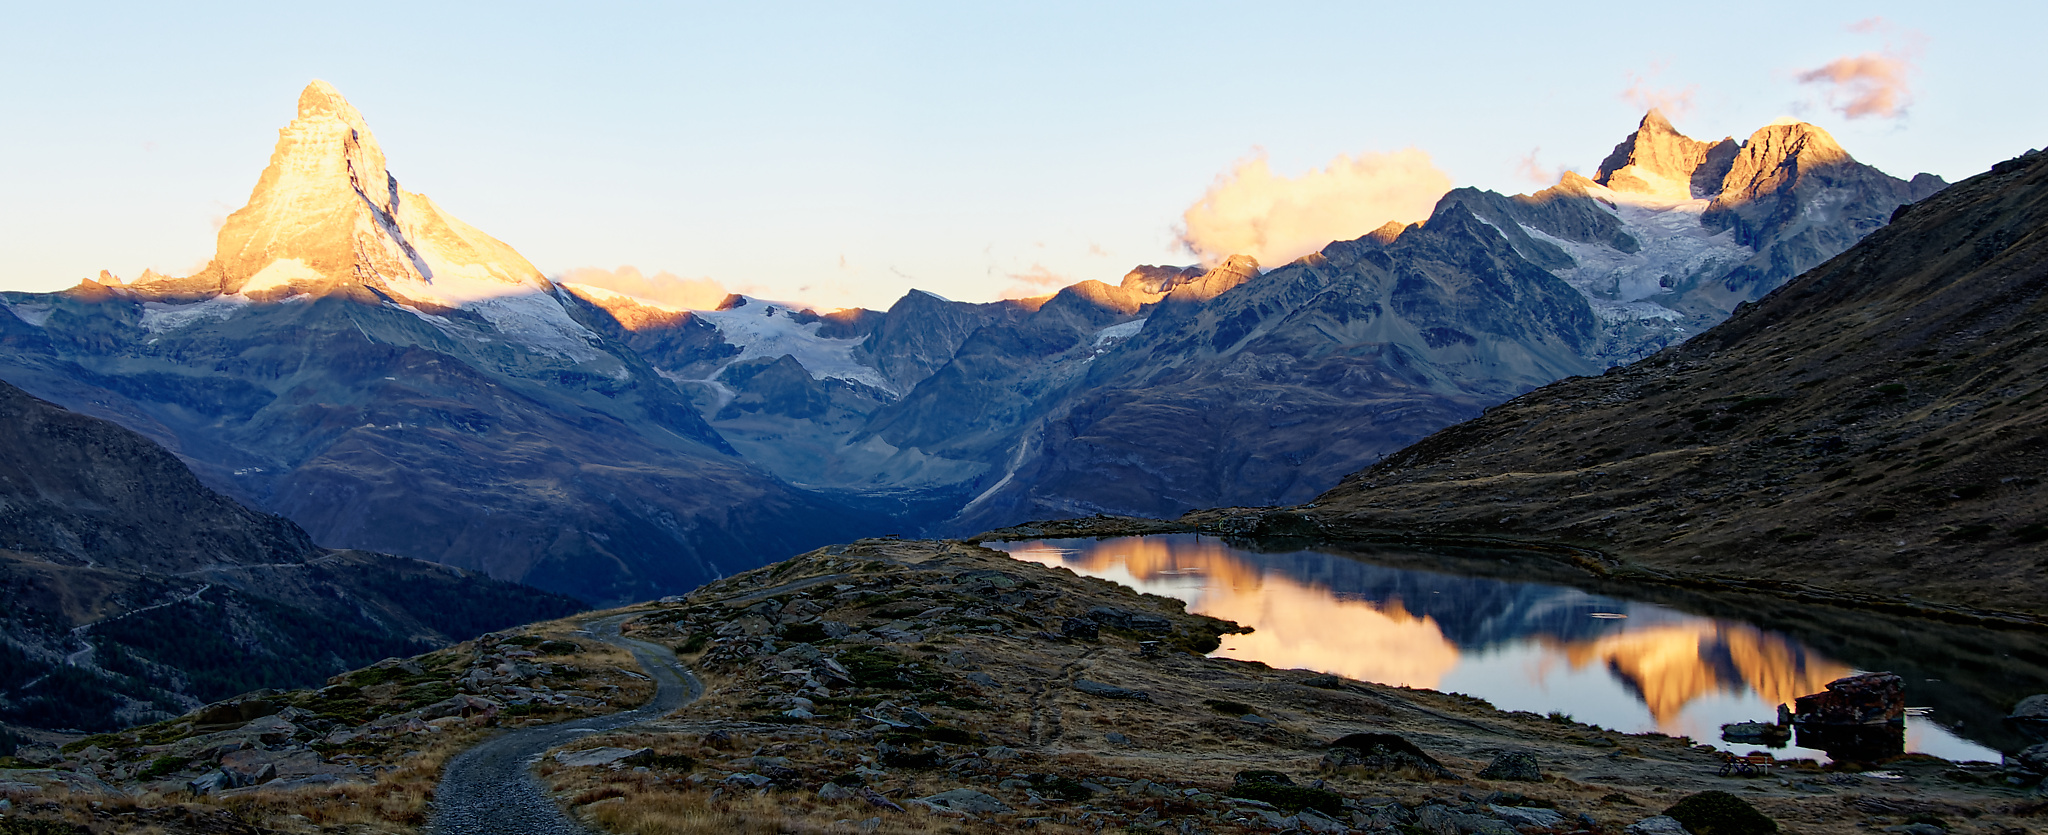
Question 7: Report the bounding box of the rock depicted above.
[12,744,61,765]
[1104,732,1131,745]
[818,782,855,801]
[1884,825,1947,835]
[418,694,503,720]
[1327,733,1455,778]
[964,671,997,687]
[2015,742,2048,772]
[1296,808,1348,834]
[1625,816,1692,835]
[553,747,652,767]
[2010,694,2048,722]
[1060,617,1100,640]
[1252,809,1299,830]
[1301,674,1343,689]
[1490,805,1568,829]
[1239,714,1277,726]
[1794,672,1904,725]
[1235,769,1294,787]
[981,745,1019,760]
[1073,679,1150,700]
[899,707,933,727]
[1720,721,1788,742]
[187,770,237,795]
[1085,606,1173,633]
[723,772,773,788]
[193,698,279,731]
[782,708,816,720]
[1477,750,1543,781]
[859,786,905,811]
[920,788,1012,815]
[1663,791,1776,835]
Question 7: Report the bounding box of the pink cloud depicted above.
[998,262,1072,300]
[1514,147,1568,186]
[1797,21,1925,120]
[1622,64,1698,119]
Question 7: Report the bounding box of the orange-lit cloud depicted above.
[998,262,1072,300]
[555,265,733,310]
[1515,147,1569,186]
[1797,20,1925,120]
[1622,65,1698,119]
[1179,148,1451,268]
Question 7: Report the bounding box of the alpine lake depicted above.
[993,534,2048,765]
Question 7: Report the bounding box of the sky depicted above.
[3,2,2043,311]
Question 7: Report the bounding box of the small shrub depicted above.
[140,755,187,779]
[1031,774,1095,800]
[676,634,709,654]
[501,635,543,647]
[535,640,582,654]
[921,725,975,745]
[635,752,697,771]
[780,623,831,644]
[1229,783,1344,816]
[1204,699,1255,716]
[0,820,91,835]
[1875,383,1908,396]
[1664,790,1777,835]
[879,748,942,769]
[1863,508,1899,524]
[2014,522,2048,543]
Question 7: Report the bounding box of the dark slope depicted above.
[0,289,874,604]
[0,380,582,732]
[1298,149,2048,617]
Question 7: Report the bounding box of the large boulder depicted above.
[918,788,1012,815]
[1477,750,1542,781]
[1793,672,1903,725]
[2010,694,2048,723]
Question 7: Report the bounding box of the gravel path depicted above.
[427,612,699,835]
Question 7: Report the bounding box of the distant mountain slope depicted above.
[561,112,1942,537]
[0,380,583,732]
[0,81,873,602]
[1299,148,2048,617]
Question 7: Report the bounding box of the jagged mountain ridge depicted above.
[555,111,1941,536]
[0,379,582,732]
[0,81,875,603]
[1292,148,2048,617]
[3,88,1948,597]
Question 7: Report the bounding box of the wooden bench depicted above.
[1718,752,1776,777]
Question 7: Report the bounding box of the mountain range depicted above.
[0,82,1944,601]
[1286,146,2048,618]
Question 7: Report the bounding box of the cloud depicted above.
[1178,148,1452,268]
[554,265,733,310]
[1514,147,1569,186]
[1797,21,1925,120]
[998,262,1072,300]
[1622,64,1698,119]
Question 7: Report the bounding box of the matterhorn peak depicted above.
[193,80,549,305]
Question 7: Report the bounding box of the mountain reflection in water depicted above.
[997,534,2000,762]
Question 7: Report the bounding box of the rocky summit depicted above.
[0,81,872,603]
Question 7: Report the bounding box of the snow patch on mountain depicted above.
[4,302,54,327]
[139,294,254,334]
[241,258,322,295]
[1094,318,1147,346]
[692,299,895,394]
[1475,184,1749,328]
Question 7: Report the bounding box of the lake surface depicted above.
[995,534,2038,763]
